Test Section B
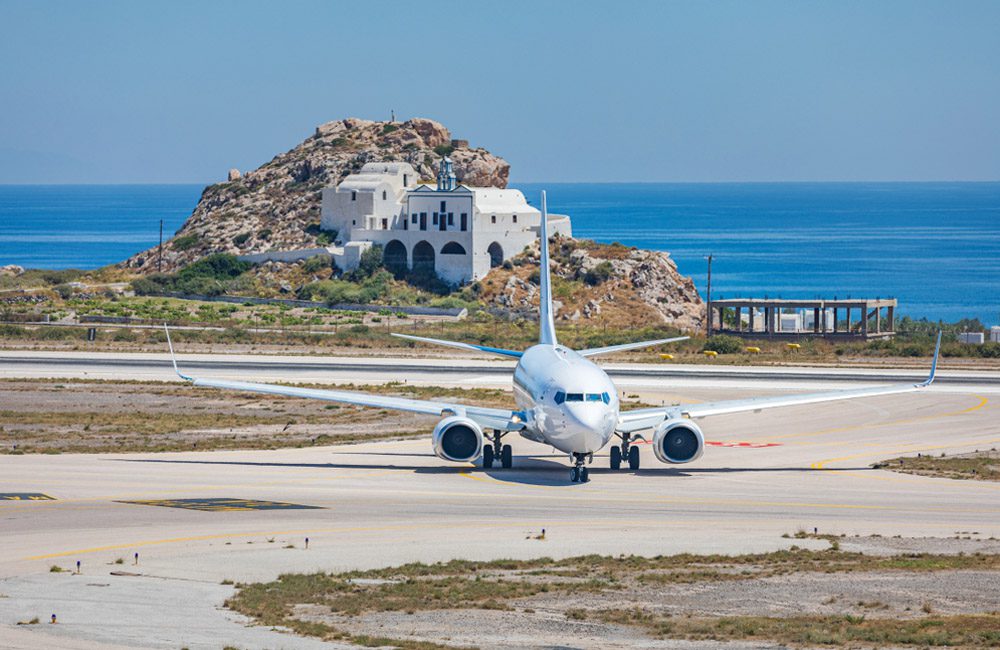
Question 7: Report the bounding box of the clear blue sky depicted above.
[1,0,998,184]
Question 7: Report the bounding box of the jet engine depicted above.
[432,416,484,463]
[652,419,705,464]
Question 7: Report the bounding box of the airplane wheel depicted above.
[610,446,622,470]
[628,445,640,471]
[482,445,494,469]
[580,467,589,483]
[500,444,513,469]
[570,466,580,482]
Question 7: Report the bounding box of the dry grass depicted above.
[877,450,1000,482]
[227,548,1000,648]
[585,610,1000,647]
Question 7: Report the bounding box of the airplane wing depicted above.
[578,336,689,358]
[617,333,941,434]
[391,333,522,359]
[165,327,523,432]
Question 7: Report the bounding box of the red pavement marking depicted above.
[706,441,782,448]
[631,439,781,448]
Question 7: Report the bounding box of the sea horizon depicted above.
[1,181,998,326]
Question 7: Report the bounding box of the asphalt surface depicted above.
[1,352,999,649]
[3,349,999,386]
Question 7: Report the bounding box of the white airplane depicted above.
[166,191,940,483]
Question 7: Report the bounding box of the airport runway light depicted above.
[76,560,80,574]
[305,537,309,549]
[51,614,57,624]
[134,552,139,565]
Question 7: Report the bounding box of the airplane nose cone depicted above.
[567,406,616,452]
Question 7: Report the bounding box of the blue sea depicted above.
[1,183,998,325]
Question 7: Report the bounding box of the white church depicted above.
[318,159,572,284]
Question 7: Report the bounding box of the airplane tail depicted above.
[538,191,558,346]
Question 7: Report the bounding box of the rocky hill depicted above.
[121,117,509,273]
[474,238,704,330]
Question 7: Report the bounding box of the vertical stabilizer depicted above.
[538,191,558,345]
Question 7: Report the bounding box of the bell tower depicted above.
[437,156,456,192]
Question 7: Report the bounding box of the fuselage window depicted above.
[586,393,603,402]
[565,393,584,402]
[554,391,565,405]
[601,392,611,404]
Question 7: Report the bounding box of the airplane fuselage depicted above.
[512,344,620,455]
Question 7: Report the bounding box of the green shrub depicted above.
[37,269,83,286]
[171,234,199,251]
[132,254,252,297]
[980,342,1000,358]
[302,255,331,274]
[0,324,27,337]
[381,124,399,135]
[305,223,338,245]
[433,144,455,157]
[703,334,744,354]
[403,268,452,295]
[131,274,171,296]
[348,245,384,281]
[257,228,272,240]
[232,232,251,246]
[583,261,614,286]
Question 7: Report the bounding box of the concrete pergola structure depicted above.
[709,298,897,339]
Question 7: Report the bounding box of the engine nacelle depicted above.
[432,416,484,463]
[652,419,705,464]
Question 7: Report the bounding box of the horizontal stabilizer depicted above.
[578,336,689,358]
[391,333,522,359]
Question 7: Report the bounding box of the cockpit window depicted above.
[556,391,610,405]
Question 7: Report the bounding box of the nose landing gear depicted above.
[570,453,590,483]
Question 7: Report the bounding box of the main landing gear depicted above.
[481,430,512,469]
[570,453,590,483]
[610,433,640,471]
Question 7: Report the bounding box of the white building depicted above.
[991,326,1000,343]
[958,332,985,345]
[319,159,572,284]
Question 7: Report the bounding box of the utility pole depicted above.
[704,254,713,337]
[157,219,163,273]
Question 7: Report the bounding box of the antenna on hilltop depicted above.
[390,109,395,123]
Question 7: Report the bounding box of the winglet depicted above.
[163,323,194,382]
[538,190,558,346]
[918,331,941,387]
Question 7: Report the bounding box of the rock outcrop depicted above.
[475,239,703,331]
[122,117,510,273]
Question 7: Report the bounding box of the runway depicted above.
[1,354,999,649]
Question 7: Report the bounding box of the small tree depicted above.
[350,245,384,280]
[703,335,744,354]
